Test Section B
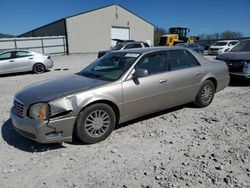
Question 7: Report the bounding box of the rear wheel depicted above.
[33,63,46,74]
[194,80,215,107]
[76,103,116,144]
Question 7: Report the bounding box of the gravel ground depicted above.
[0,54,249,188]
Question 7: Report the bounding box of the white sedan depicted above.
[208,40,239,55]
[0,49,53,75]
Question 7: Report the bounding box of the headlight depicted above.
[243,62,250,74]
[28,103,49,121]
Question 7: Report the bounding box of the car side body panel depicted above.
[10,47,230,143]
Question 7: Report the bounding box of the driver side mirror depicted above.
[132,68,148,78]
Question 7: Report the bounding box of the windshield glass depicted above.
[213,42,228,46]
[230,40,250,52]
[112,43,125,50]
[79,52,140,81]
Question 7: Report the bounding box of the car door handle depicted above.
[9,60,14,62]
[29,57,34,59]
[159,79,168,84]
[195,71,203,76]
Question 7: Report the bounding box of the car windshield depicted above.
[230,40,250,52]
[112,43,125,50]
[213,42,228,46]
[78,52,140,81]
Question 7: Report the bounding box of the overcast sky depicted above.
[0,0,250,36]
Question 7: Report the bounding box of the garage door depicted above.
[111,27,130,47]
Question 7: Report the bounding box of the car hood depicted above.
[216,52,250,61]
[15,74,110,106]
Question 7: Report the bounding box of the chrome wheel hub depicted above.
[84,110,110,137]
[201,84,213,104]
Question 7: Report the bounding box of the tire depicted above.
[76,103,116,144]
[33,63,46,74]
[194,80,215,107]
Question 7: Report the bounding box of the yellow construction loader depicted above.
[159,27,199,46]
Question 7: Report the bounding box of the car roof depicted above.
[0,49,31,53]
[216,40,239,42]
[112,46,186,54]
[121,41,146,45]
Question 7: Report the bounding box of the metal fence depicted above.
[0,36,67,55]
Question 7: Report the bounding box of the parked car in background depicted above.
[216,39,250,79]
[0,49,53,75]
[11,47,229,144]
[98,40,150,58]
[175,43,204,54]
[208,40,239,55]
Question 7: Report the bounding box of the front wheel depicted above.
[76,103,116,144]
[194,80,215,107]
[33,63,46,74]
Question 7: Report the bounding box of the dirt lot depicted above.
[0,54,249,188]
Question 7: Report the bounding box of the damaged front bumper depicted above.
[230,72,250,79]
[10,107,76,143]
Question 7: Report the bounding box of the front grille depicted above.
[13,99,25,117]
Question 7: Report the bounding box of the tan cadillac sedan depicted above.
[11,47,230,144]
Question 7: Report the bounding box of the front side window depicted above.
[79,52,139,81]
[135,52,167,75]
[0,52,12,60]
[143,43,150,47]
[168,50,200,71]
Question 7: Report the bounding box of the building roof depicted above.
[66,4,154,26]
[19,4,154,37]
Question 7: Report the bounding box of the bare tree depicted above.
[199,31,243,40]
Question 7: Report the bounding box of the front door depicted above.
[0,51,15,74]
[122,51,171,121]
[10,51,34,72]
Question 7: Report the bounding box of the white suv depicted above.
[208,40,239,55]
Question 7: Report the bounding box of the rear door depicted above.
[122,51,171,120]
[167,49,204,105]
[11,51,34,72]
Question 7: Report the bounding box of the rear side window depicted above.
[15,51,32,58]
[184,50,200,67]
[143,43,150,47]
[136,52,167,75]
[167,50,200,71]
[124,43,142,49]
[229,41,238,46]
